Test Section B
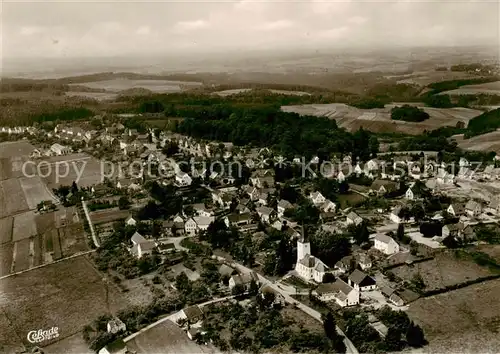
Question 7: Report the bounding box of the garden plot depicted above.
[12,211,37,242]
[0,178,29,218]
[0,217,13,245]
[19,176,58,210]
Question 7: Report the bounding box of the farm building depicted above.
[50,143,71,156]
[314,279,359,307]
[373,234,400,255]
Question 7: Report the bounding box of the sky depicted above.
[1,0,499,59]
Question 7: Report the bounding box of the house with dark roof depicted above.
[228,271,259,290]
[314,279,359,307]
[181,305,204,324]
[447,203,466,217]
[348,269,376,292]
[98,338,128,354]
[370,179,399,195]
[346,211,363,226]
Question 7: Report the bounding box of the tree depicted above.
[323,312,337,340]
[410,241,419,256]
[248,279,259,295]
[118,196,131,210]
[406,322,426,347]
[175,272,192,293]
[231,283,245,296]
[396,224,405,241]
[71,181,78,195]
[384,326,403,351]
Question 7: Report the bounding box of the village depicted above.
[1,114,500,354]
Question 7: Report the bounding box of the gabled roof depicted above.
[348,269,376,287]
[465,200,481,210]
[347,211,362,222]
[315,278,353,296]
[256,206,274,216]
[278,200,293,209]
[449,203,465,214]
[183,305,203,320]
[374,233,396,245]
[131,232,147,244]
[227,212,253,223]
[371,179,398,192]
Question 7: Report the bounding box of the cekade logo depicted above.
[27,327,59,343]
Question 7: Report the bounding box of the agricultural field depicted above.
[452,130,500,154]
[19,176,58,210]
[0,141,35,159]
[0,256,130,350]
[0,216,13,245]
[389,251,497,292]
[388,70,479,87]
[12,211,38,241]
[38,153,104,189]
[281,103,482,135]
[439,80,500,96]
[0,178,29,219]
[408,279,500,353]
[65,91,118,101]
[69,78,202,93]
[0,206,88,276]
[89,207,129,225]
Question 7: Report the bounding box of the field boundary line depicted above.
[0,250,95,280]
[82,200,100,248]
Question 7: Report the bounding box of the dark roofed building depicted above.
[348,269,376,291]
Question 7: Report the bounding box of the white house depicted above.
[185,216,215,235]
[309,191,326,206]
[465,200,482,216]
[320,200,337,213]
[390,206,404,224]
[295,233,328,283]
[277,199,293,218]
[175,171,192,187]
[346,211,363,226]
[348,269,376,292]
[485,198,500,215]
[50,143,71,156]
[228,271,259,290]
[373,234,400,255]
[107,318,126,334]
[337,171,346,182]
[129,232,156,258]
[125,216,137,226]
[366,159,379,171]
[447,203,465,217]
[314,279,359,307]
[256,206,276,224]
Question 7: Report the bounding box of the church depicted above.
[295,228,329,283]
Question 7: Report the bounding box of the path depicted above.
[216,256,359,354]
[82,200,99,247]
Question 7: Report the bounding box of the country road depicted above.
[217,256,359,354]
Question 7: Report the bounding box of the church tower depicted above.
[296,224,311,261]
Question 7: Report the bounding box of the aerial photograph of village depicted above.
[0,0,499,353]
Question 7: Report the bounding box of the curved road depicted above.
[216,256,359,354]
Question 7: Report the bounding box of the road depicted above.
[216,256,359,354]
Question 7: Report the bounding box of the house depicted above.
[256,206,276,224]
[277,199,293,218]
[405,186,421,200]
[337,170,346,182]
[107,318,126,334]
[390,205,404,224]
[320,212,336,223]
[295,232,328,283]
[50,143,71,156]
[314,279,359,307]
[357,254,372,270]
[346,211,363,226]
[192,203,215,217]
[129,232,156,258]
[309,191,326,206]
[175,171,192,187]
[320,200,337,213]
[185,216,215,235]
[181,305,204,324]
[348,269,376,292]
[259,284,286,306]
[156,242,176,254]
[459,157,470,167]
[334,255,355,275]
[437,168,455,184]
[98,339,128,354]
[373,234,400,255]
[365,159,379,171]
[485,198,500,215]
[447,203,465,217]
[116,178,135,190]
[228,271,260,290]
[370,179,398,195]
[218,264,235,278]
[442,222,476,242]
[224,213,253,229]
[125,216,137,227]
[234,203,250,214]
[465,200,482,216]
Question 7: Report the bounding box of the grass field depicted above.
[12,238,31,273]
[337,192,367,208]
[453,130,500,154]
[440,80,500,96]
[39,153,104,189]
[390,251,496,292]
[0,243,14,276]
[0,255,130,349]
[281,103,482,135]
[408,278,500,353]
[0,141,35,159]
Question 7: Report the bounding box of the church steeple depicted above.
[297,224,311,261]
